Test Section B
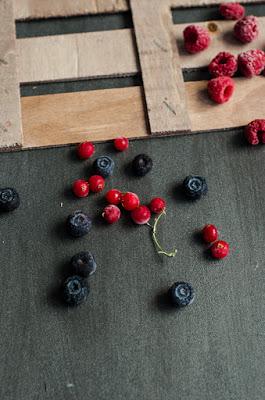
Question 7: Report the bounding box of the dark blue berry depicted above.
[93,156,114,178]
[67,210,92,238]
[183,175,208,199]
[63,275,89,306]
[0,188,20,211]
[169,282,194,307]
[71,251,97,277]
[132,154,153,176]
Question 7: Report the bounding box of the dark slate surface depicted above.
[0,130,264,400]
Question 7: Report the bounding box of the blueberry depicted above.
[169,282,194,307]
[71,251,97,277]
[93,156,114,178]
[0,188,20,211]
[183,175,207,199]
[63,275,89,306]
[67,210,92,237]
[132,154,153,177]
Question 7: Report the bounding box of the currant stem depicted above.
[149,210,177,258]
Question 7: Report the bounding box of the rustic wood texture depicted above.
[130,0,190,135]
[18,17,265,84]
[0,0,22,149]
[21,76,265,148]
[21,87,148,148]
[14,0,262,20]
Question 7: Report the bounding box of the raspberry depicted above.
[72,179,89,198]
[245,119,265,145]
[77,141,95,159]
[210,240,229,259]
[102,205,121,224]
[202,224,218,243]
[183,25,211,54]
[88,175,105,193]
[131,205,151,225]
[149,197,166,214]
[105,189,122,205]
[238,50,265,78]
[121,192,140,211]
[208,52,238,78]
[114,137,129,151]
[207,76,235,104]
[219,3,245,20]
[234,16,259,43]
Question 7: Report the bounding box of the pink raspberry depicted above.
[208,52,238,77]
[219,3,245,20]
[238,49,265,77]
[234,16,259,43]
[207,76,235,104]
[183,25,211,54]
[245,119,265,145]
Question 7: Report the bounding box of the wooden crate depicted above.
[1,0,264,150]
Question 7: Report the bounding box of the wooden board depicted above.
[14,0,262,20]
[0,0,22,149]
[18,17,265,84]
[130,0,190,135]
[21,76,265,148]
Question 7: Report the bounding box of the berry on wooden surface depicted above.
[183,25,211,54]
[207,76,235,104]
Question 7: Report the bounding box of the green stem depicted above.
[149,210,177,258]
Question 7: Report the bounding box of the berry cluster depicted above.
[202,224,229,259]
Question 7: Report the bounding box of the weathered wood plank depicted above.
[18,17,265,84]
[21,77,265,148]
[0,0,22,149]
[14,0,262,20]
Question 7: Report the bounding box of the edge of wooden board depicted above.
[21,76,265,149]
[14,0,263,20]
[18,17,265,84]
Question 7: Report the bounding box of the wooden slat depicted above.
[18,17,265,84]
[21,76,265,148]
[130,0,190,135]
[14,0,262,20]
[21,87,148,148]
[0,0,22,149]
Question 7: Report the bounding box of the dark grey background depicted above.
[1,5,264,400]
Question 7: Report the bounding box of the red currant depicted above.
[121,192,140,211]
[105,189,122,205]
[202,224,218,243]
[114,137,129,151]
[131,205,151,225]
[102,205,121,224]
[88,175,105,193]
[72,179,89,198]
[77,141,95,159]
[149,197,166,214]
[210,240,229,259]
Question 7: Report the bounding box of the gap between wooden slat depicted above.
[21,76,265,148]
[14,0,262,20]
[18,17,265,84]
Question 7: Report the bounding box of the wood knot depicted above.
[207,22,218,33]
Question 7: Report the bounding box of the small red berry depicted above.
[77,141,95,159]
[102,205,121,224]
[121,192,140,211]
[149,197,166,214]
[183,25,211,54]
[219,3,245,20]
[131,205,151,225]
[202,224,218,243]
[207,76,235,104]
[88,175,105,193]
[210,240,229,259]
[72,179,89,198]
[234,15,259,44]
[105,189,122,205]
[114,137,129,151]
